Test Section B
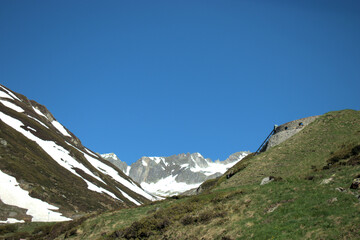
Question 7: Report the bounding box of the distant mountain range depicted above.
[0,84,156,223]
[101,151,249,196]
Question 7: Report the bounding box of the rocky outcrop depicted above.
[265,116,319,151]
[101,153,129,174]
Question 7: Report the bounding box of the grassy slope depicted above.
[2,109,360,240]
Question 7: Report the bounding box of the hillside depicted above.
[0,84,155,224]
[2,109,360,240]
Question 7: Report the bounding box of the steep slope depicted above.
[0,84,155,223]
[31,109,360,240]
[102,152,249,196]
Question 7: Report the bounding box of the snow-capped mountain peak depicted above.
[102,153,120,161]
[102,151,250,197]
[101,153,131,176]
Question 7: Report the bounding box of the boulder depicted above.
[260,176,274,185]
[320,177,333,185]
[350,178,360,189]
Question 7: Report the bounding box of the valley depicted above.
[1,84,360,239]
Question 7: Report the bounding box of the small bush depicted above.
[0,224,18,234]
[181,215,195,225]
[115,215,171,239]
[199,211,213,223]
[325,143,360,169]
[221,236,234,240]
[32,224,53,235]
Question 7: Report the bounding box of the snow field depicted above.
[83,179,120,200]
[149,156,168,166]
[0,111,107,190]
[141,175,201,197]
[0,100,24,113]
[0,218,25,224]
[85,148,99,158]
[27,115,49,129]
[0,169,71,222]
[51,120,71,137]
[0,86,21,101]
[32,107,47,118]
[0,90,14,99]
[118,188,141,205]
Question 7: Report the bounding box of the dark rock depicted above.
[305,176,315,180]
[350,178,360,189]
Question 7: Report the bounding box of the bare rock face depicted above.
[101,153,129,174]
[266,116,319,151]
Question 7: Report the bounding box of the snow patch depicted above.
[32,107,47,118]
[0,169,71,222]
[0,111,106,189]
[142,159,148,166]
[0,100,24,112]
[141,175,201,197]
[190,160,239,176]
[0,218,25,224]
[180,163,189,169]
[149,157,161,164]
[83,179,120,200]
[126,166,131,176]
[27,115,49,129]
[81,153,156,201]
[0,86,21,101]
[51,121,71,137]
[101,153,119,160]
[85,148,98,158]
[0,89,14,100]
[27,126,37,132]
[149,157,168,166]
[118,188,141,206]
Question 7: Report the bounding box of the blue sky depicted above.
[1,0,359,164]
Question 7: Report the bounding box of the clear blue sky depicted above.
[1,0,359,164]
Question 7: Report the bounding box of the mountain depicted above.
[102,151,249,196]
[0,84,156,224]
[101,153,130,175]
[16,109,360,240]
